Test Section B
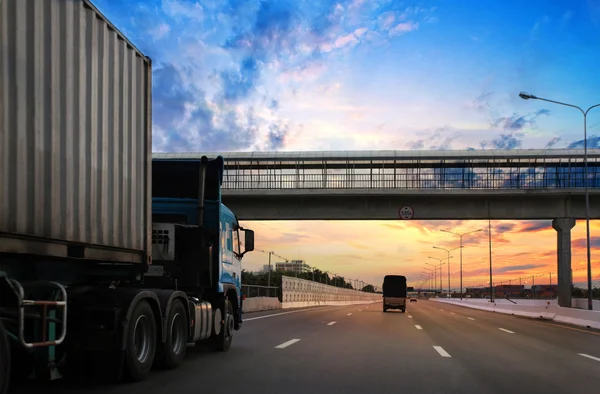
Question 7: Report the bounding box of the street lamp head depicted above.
[519,91,537,100]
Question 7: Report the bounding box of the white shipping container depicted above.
[0,0,152,264]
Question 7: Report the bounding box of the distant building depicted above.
[531,284,558,298]
[494,284,525,297]
[275,260,311,273]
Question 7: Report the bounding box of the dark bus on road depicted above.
[382,275,407,313]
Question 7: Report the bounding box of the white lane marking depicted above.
[327,321,337,326]
[499,328,515,334]
[433,346,452,358]
[408,315,413,318]
[440,309,445,311]
[358,309,362,312]
[347,313,353,316]
[467,317,475,321]
[275,339,301,349]
[244,307,331,321]
[415,325,423,330]
[578,353,600,362]
[450,312,455,315]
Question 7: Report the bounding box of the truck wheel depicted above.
[212,299,234,352]
[383,305,387,312]
[401,306,406,313]
[156,299,187,370]
[124,300,157,382]
[0,321,10,394]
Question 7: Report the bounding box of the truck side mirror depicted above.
[244,229,254,252]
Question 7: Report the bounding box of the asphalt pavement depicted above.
[10,299,600,394]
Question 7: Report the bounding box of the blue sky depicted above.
[93,0,600,153]
[90,0,600,288]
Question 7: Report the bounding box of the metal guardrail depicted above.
[219,152,600,191]
[242,285,279,299]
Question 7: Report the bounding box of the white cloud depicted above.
[378,11,396,30]
[354,27,368,37]
[389,21,419,36]
[334,33,359,49]
[349,0,367,9]
[162,0,204,22]
[148,23,171,40]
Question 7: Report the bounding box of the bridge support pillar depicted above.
[552,218,576,308]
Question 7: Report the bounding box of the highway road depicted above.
[10,299,600,394]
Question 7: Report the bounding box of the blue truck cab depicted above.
[150,154,254,333]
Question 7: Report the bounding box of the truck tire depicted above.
[124,300,157,382]
[0,321,10,394]
[212,299,234,352]
[155,299,187,370]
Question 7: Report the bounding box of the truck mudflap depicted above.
[0,274,67,349]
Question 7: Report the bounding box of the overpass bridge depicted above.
[152,149,600,308]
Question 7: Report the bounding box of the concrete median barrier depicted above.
[281,276,381,309]
[242,297,281,313]
[433,298,600,329]
[550,306,600,329]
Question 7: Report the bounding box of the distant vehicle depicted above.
[408,290,418,302]
[382,275,407,313]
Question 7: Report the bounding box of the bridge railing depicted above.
[223,166,600,191]
[220,152,600,191]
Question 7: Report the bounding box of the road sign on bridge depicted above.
[399,206,414,220]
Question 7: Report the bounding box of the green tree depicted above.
[362,284,375,293]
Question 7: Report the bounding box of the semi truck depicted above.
[0,0,254,392]
[382,275,407,312]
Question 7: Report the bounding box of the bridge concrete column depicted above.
[552,218,576,308]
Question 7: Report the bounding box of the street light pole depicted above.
[427,259,446,295]
[489,219,494,302]
[519,92,599,310]
[424,267,435,292]
[267,251,273,287]
[433,246,462,297]
[441,229,483,299]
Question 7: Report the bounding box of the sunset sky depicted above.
[93,0,600,289]
[240,219,600,290]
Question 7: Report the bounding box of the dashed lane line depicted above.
[275,339,301,349]
[244,307,332,321]
[499,328,515,334]
[579,353,600,362]
[433,346,452,358]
